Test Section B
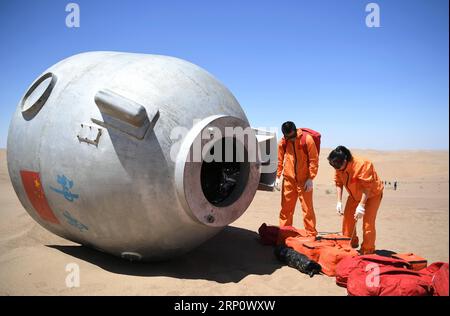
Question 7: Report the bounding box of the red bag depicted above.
[420,261,446,276]
[299,128,321,155]
[258,224,307,246]
[428,262,448,296]
[258,223,279,246]
[347,265,431,296]
[335,255,410,288]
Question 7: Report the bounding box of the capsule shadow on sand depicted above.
[47,226,282,283]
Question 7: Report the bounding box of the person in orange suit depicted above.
[328,146,384,255]
[275,121,319,237]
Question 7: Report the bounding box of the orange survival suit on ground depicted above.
[334,156,384,254]
[277,128,319,236]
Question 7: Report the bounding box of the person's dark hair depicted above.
[327,146,353,169]
[281,121,297,136]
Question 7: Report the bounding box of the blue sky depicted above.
[0,0,448,149]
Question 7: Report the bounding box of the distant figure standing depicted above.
[394,181,397,191]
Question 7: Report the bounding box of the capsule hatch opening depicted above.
[200,137,250,207]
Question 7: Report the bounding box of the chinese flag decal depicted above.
[20,170,60,224]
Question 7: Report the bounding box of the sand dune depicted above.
[0,148,448,295]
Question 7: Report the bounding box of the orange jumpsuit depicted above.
[277,128,319,236]
[334,156,384,254]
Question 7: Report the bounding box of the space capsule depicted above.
[7,52,276,261]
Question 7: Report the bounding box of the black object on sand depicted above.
[274,245,322,277]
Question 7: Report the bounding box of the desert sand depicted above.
[0,148,448,295]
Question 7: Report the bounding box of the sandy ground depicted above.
[0,148,448,295]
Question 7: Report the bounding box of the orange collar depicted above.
[344,158,354,172]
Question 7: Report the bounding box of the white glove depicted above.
[304,179,313,192]
[336,201,343,216]
[275,177,281,191]
[354,204,365,220]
